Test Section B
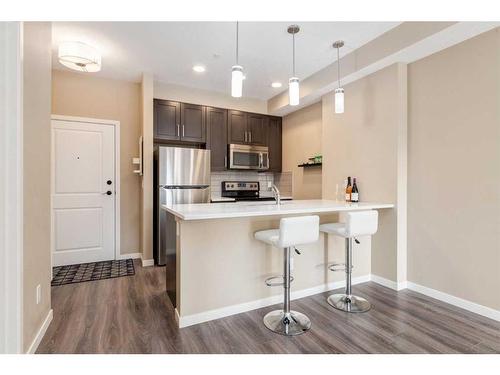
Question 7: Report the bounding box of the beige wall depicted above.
[282,102,322,199]
[52,70,142,255]
[322,63,407,283]
[154,81,268,114]
[23,22,52,352]
[408,28,500,310]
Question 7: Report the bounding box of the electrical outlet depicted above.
[36,284,41,305]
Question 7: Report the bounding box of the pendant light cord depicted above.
[292,32,296,77]
[337,45,340,88]
[236,21,239,65]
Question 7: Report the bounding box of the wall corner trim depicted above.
[177,274,371,328]
[26,309,53,354]
[370,274,407,291]
[406,282,500,322]
[140,255,154,268]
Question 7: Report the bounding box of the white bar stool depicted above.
[254,215,319,336]
[320,210,378,313]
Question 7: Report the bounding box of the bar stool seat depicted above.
[254,215,319,336]
[321,210,378,313]
[254,230,280,246]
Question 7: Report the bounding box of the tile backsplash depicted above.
[211,171,293,199]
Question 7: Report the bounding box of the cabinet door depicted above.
[154,99,180,141]
[228,110,247,144]
[247,113,267,145]
[267,117,282,172]
[181,103,206,143]
[206,107,228,171]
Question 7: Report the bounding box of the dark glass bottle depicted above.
[351,177,359,203]
[345,176,352,202]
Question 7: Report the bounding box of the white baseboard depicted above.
[177,274,370,328]
[370,274,407,291]
[26,309,53,354]
[116,252,142,260]
[406,281,500,322]
[140,254,154,267]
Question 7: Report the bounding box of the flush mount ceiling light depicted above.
[333,40,345,114]
[231,21,243,98]
[58,41,101,72]
[193,65,206,73]
[271,82,282,88]
[287,25,300,106]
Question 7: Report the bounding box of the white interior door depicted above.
[51,119,116,266]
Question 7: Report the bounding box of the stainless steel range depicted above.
[221,181,276,201]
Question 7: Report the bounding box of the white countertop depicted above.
[162,199,394,221]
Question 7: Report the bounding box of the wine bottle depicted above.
[351,177,359,203]
[345,176,352,202]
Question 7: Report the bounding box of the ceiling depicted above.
[51,22,400,100]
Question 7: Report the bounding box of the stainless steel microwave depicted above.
[228,144,269,170]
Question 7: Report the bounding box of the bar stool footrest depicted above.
[265,275,294,287]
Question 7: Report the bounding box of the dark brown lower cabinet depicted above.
[206,107,228,171]
[267,116,282,172]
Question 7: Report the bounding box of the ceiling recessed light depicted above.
[271,82,282,88]
[193,65,206,73]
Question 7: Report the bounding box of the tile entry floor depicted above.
[37,260,500,354]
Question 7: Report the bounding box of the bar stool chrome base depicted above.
[327,293,371,313]
[263,310,311,336]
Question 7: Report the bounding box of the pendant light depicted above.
[231,21,243,98]
[333,40,345,114]
[287,25,300,106]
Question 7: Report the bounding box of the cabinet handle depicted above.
[224,156,227,168]
[176,124,180,137]
[244,131,247,142]
[249,131,252,143]
[182,124,185,137]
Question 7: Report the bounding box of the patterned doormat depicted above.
[51,259,135,286]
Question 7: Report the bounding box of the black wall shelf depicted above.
[298,163,322,168]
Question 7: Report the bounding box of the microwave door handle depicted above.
[259,153,262,169]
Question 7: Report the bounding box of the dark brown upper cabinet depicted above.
[247,113,267,145]
[228,110,267,145]
[206,107,228,171]
[154,100,206,143]
[227,110,247,144]
[267,116,282,172]
[180,103,206,143]
[154,99,181,141]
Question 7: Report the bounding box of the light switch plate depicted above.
[36,284,41,305]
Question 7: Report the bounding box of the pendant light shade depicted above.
[335,87,344,114]
[333,40,345,114]
[231,65,243,98]
[58,41,101,72]
[289,77,300,106]
[287,25,300,106]
[231,22,243,98]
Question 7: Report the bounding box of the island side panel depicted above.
[176,214,372,319]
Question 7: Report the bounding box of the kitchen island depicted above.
[162,199,394,328]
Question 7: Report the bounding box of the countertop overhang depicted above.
[162,199,394,221]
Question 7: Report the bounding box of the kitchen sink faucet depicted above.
[271,184,281,206]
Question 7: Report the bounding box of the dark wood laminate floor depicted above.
[37,260,500,354]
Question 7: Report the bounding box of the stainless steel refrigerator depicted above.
[154,146,210,305]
